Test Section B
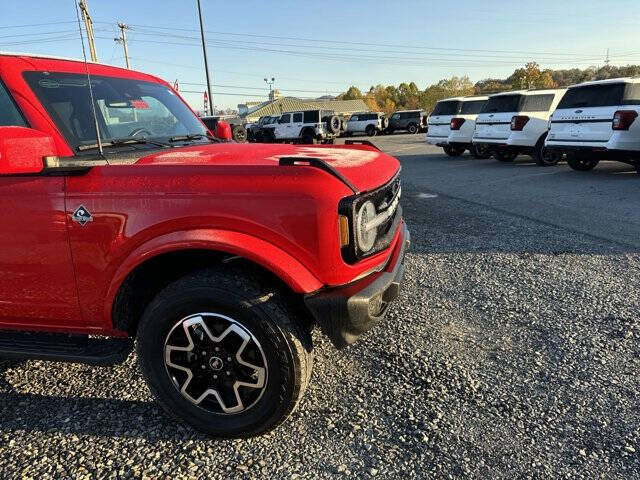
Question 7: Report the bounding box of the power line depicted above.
[126,57,365,86]
[179,81,343,94]
[127,26,606,62]
[95,36,627,68]
[0,20,79,29]
[97,21,611,58]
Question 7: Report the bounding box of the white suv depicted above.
[472,88,566,165]
[261,110,342,144]
[345,112,388,137]
[426,96,489,158]
[545,78,640,173]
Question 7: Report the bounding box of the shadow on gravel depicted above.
[0,390,200,439]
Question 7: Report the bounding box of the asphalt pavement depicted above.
[1,134,638,479]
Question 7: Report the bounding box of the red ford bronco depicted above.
[0,53,409,437]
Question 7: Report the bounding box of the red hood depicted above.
[136,142,400,193]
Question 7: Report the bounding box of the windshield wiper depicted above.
[77,137,171,152]
[169,133,214,143]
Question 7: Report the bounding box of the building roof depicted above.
[243,97,369,119]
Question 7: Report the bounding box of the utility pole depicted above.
[604,48,610,67]
[78,0,98,62]
[114,23,131,69]
[196,0,214,116]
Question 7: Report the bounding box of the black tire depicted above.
[264,130,276,143]
[326,116,341,134]
[494,149,518,162]
[137,268,313,438]
[471,144,491,159]
[365,125,377,137]
[231,125,247,143]
[533,134,561,166]
[407,123,418,134]
[301,129,316,144]
[567,154,599,171]
[443,145,465,157]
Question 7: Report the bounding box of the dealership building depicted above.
[239,96,370,122]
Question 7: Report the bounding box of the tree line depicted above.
[339,62,640,115]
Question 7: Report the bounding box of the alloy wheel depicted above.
[164,313,267,415]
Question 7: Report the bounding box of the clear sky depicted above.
[1,0,639,111]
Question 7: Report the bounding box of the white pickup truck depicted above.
[427,96,489,158]
[472,89,566,165]
[545,78,640,173]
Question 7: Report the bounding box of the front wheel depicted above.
[443,145,465,157]
[137,268,313,438]
[494,149,518,162]
[567,154,599,171]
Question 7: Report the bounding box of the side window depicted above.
[278,114,291,124]
[623,84,640,105]
[0,81,27,127]
[303,111,319,123]
[350,115,359,122]
[520,94,555,112]
[293,113,303,123]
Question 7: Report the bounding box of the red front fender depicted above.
[104,229,324,329]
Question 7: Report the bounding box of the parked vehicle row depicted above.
[427,77,640,173]
[246,108,429,144]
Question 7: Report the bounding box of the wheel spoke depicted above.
[164,313,268,415]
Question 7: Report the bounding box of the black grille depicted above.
[339,173,402,264]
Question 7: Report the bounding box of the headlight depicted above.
[355,200,377,252]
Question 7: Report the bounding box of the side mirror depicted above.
[0,127,56,175]
[215,121,233,142]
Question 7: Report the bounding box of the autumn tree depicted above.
[339,86,363,100]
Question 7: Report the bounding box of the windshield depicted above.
[24,72,207,151]
[431,101,461,116]
[481,94,523,113]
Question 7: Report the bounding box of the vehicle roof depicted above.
[567,77,640,88]
[350,111,383,115]
[0,51,165,84]
[393,109,425,113]
[438,95,488,102]
[488,88,566,97]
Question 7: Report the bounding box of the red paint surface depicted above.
[0,54,402,335]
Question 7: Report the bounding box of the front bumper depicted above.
[304,223,410,349]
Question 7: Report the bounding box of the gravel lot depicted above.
[1,135,639,479]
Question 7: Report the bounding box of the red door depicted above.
[0,176,83,331]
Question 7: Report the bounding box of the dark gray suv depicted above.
[387,110,427,134]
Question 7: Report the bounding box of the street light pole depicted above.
[197,0,214,116]
[264,76,275,100]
